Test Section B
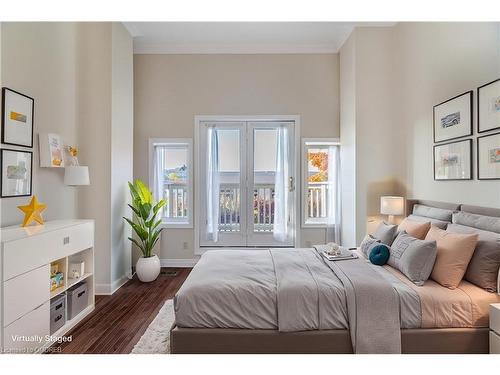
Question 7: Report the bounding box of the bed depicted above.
[170,200,500,354]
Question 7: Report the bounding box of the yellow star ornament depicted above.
[17,196,47,227]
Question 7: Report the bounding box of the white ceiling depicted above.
[123,22,396,54]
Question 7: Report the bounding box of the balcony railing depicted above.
[219,184,241,232]
[307,182,328,219]
[162,181,329,230]
[163,184,188,220]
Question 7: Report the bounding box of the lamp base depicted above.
[387,215,395,225]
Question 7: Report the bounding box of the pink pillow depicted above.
[398,218,431,240]
[425,226,478,289]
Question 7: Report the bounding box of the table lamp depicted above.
[380,196,404,224]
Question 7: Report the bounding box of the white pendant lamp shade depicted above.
[64,166,90,186]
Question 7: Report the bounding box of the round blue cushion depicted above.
[369,244,390,266]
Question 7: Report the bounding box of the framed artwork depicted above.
[433,91,473,143]
[478,78,500,133]
[1,87,34,147]
[434,139,472,181]
[1,148,33,198]
[39,132,65,167]
[477,132,500,180]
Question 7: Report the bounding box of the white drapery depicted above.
[273,126,289,242]
[153,145,166,217]
[326,145,341,243]
[206,127,220,242]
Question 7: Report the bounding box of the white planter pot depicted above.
[136,254,161,282]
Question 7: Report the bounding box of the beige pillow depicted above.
[398,218,431,240]
[426,226,478,289]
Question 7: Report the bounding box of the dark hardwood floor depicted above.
[49,268,191,354]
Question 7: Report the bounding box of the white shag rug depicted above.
[131,299,175,354]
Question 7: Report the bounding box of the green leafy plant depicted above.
[124,179,166,258]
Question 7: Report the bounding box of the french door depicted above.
[199,120,296,248]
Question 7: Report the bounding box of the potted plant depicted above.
[124,179,166,282]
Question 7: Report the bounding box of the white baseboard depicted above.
[95,274,130,295]
[160,258,198,268]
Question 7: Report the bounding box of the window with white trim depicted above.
[150,138,193,228]
[302,139,340,227]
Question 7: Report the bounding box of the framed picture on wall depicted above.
[434,139,472,181]
[1,148,33,198]
[477,132,500,180]
[433,91,473,143]
[1,87,35,148]
[477,79,500,133]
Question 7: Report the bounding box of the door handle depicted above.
[288,177,295,192]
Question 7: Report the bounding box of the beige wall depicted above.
[340,22,500,247]
[355,27,407,240]
[394,22,500,208]
[339,27,406,246]
[77,22,134,293]
[1,23,78,227]
[110,23,134,286]
[134,54,340,261]
[76,23,113,290]
[0,22,134,294]
[339,33,357,247]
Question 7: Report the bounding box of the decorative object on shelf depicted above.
[69,261,85,279]
[380,196,405,224]
[1,87,34,147]
[50,261,64,292]
[1,148,33,198]
[124,179,166,282]
[478,78,500,133]
[39,132,64,167]
[433,91,473,143]
[17,195,47,227]
[65,145,79,165]
[50,271,64,291]
[477,132,500,180]
[434,139,472,180]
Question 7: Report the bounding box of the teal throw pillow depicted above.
[369,244,390,266]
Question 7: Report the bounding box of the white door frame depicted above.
[194,115,301,255]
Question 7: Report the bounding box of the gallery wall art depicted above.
[434,139,472,181]
[1,148,33,197]
[478,78,500,133]
[433,91,473,143]
[477,132,500,180]
[1,88,35,148]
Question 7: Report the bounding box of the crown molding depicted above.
[133,42,339,54]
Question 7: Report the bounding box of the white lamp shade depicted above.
[380,196,404,216]
[64,166,90,186]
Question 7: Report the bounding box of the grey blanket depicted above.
[319,255,401,353]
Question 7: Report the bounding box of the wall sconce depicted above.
[64,166,90,186]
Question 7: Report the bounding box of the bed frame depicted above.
[170,327,489,354]
[170,200,500,354]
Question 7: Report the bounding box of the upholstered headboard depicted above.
[459,204,500,218]
[405,199,461,217]
[406,199,500,294]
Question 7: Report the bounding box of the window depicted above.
[301,138,340,228]
[149,138,193,228]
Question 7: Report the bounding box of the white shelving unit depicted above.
[0,220,95,353]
